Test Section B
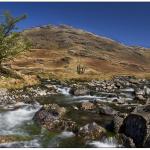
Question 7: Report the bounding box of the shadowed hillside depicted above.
[6,24,150,80]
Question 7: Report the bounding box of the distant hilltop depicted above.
[7,24,150,80]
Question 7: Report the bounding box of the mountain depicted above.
[6,24,150,80]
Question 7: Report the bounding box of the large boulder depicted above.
[78,122,106,140]
[33,103,78,133]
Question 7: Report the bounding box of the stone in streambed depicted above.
[80,102,96,110]
[78,122,106,140]
[118,134,135,148]
[33,103,78,133]
[97,104,118,116]
[43,103,66,117]
[69,86,90,96]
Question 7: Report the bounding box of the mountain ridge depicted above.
[22,24,150,49]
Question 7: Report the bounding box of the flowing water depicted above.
[0,85,127,148]
[87,137,120,148]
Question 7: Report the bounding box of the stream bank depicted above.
[0,75,149,147]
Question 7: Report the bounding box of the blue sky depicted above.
[0,2,150,48]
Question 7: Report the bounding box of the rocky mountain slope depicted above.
[6,24,150,80]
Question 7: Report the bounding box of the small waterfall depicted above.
[0,103,41,135]
[88,137,120,148]
[120,88,135,92]
[56,86,70,96]
[54,84,134,104]
[72,95,117,103]
[47,131,75,147]
[59,131,75,138]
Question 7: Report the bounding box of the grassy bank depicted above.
[0,69,149,90]
[0,74,39,90]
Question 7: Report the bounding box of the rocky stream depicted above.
[0,76,150,148]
